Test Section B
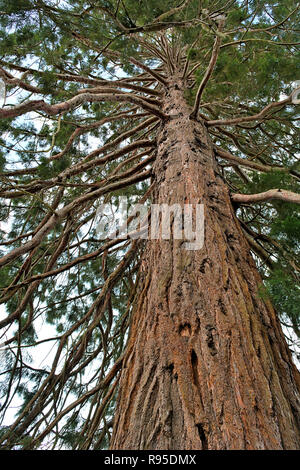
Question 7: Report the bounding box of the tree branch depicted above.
[129,56,168,86]
[0,92,167,120]
[231,189,300,205]
[190,17,225,119]
[207,94,293,127]
[214,147,290,174]
[0,169,151,268]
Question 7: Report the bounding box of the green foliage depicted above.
[38,71,58,95]
[265,269,300,337]
[248,170,298,193]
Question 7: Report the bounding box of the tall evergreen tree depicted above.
[0,0,299,449]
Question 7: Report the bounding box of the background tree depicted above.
[0,0,299,449]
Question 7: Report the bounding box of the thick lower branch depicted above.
[231,189,300,205]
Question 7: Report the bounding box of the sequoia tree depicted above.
[0,0,299,450]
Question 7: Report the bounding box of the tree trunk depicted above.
[110,76,300,450]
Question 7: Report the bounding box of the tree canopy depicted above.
[0,0,299,449]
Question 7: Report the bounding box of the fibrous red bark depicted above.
[110,77,300,450]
